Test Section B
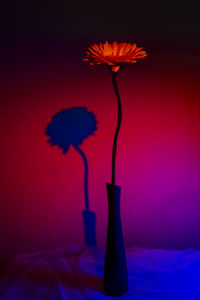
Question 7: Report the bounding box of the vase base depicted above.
[104,284,128,297]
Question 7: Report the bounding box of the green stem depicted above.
[111,72,122,185]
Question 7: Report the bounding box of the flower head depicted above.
[45,107,97,154]
[83,41,147,72]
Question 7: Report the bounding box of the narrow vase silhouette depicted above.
[104,183,128,296]
[45,107,97,246]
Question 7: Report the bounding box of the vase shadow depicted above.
[45,107,97,247]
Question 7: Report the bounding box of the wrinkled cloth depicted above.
[0,246,200,299]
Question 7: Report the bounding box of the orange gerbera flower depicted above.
[83,41,147,72]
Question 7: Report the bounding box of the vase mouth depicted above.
[106,182,121,189]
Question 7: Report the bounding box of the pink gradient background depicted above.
[1,51,200,258]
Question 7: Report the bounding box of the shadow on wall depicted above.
[45,107,98,246]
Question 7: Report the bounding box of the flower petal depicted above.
[112,41,118,56]
[118,43,127,56]
[104,41,113,56]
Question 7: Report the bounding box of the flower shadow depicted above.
[45,107,98,247]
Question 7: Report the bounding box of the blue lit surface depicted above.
[1,246,200,299]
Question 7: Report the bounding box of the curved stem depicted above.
[74,145,89,211]
[111,72,122,185]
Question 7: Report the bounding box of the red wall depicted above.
[1,51,200,258]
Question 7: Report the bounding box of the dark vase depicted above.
[104,183,128,296]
